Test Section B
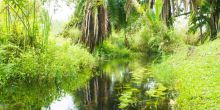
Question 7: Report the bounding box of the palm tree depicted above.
[80,0,109,52]
[188,0,220,41]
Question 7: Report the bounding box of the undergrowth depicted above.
[95,31,133,59]
[0,38,95,85]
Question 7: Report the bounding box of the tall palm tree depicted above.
[81,0,109,52]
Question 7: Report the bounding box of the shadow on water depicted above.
[0,58,175,110]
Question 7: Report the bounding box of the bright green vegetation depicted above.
[152,40,220,109]
[0,39,95,84]
[0,0,95,85]
[95,31,133,58]
[1,0,220,109]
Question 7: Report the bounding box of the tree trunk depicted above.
[97,5,108,46]
[210,15,218,40]
[81,0,109,52]
[209,0,218,40]
[124,29,129,48]
[161,0,173,27]
[150,0,155,9]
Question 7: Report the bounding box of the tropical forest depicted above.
[0,0,220,110]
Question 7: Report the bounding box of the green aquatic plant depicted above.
[119,86,139,109]
[146,83,167,98]
[118,64,170,109]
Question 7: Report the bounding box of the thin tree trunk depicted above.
[210,16,217,40]
[162,0,173,27]
[124,29,129,48]
[150,0,155,9]
[209,0,218,40]
[199,22,203,43]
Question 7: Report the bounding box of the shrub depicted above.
[95,31,132,58]
[131,25,178,56]
[61,27,82,43]
[0,39,95,84]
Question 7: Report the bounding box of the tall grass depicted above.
[0,0,50,49]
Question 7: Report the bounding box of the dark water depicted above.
[0,59,173,110]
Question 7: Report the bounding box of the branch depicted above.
[8,4,29,32]
[174,11,191,17]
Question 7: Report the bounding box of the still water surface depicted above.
[0,59,173,110]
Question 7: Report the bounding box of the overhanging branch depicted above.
[174,12,191,17]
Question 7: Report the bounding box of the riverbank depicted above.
[0,56,171,110]
[151,39,220,109]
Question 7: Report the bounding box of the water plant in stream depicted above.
[118,65,175,110]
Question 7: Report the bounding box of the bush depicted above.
[0,39,95,84]
[131,25,178,56]
[61,27,82,43]
[95,31,132,58]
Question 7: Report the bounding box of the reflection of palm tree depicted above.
[73,66,129,110]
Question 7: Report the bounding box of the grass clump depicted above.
[151,39,220,109]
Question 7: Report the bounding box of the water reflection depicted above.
[0,72,91,110]
[0,59,172,110]
[71,59,172,110]
[42,94,77,110]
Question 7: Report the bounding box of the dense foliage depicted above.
[0,0,220,109]
[0,0,95,85]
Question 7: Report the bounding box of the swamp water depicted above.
[0,59,175,110]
